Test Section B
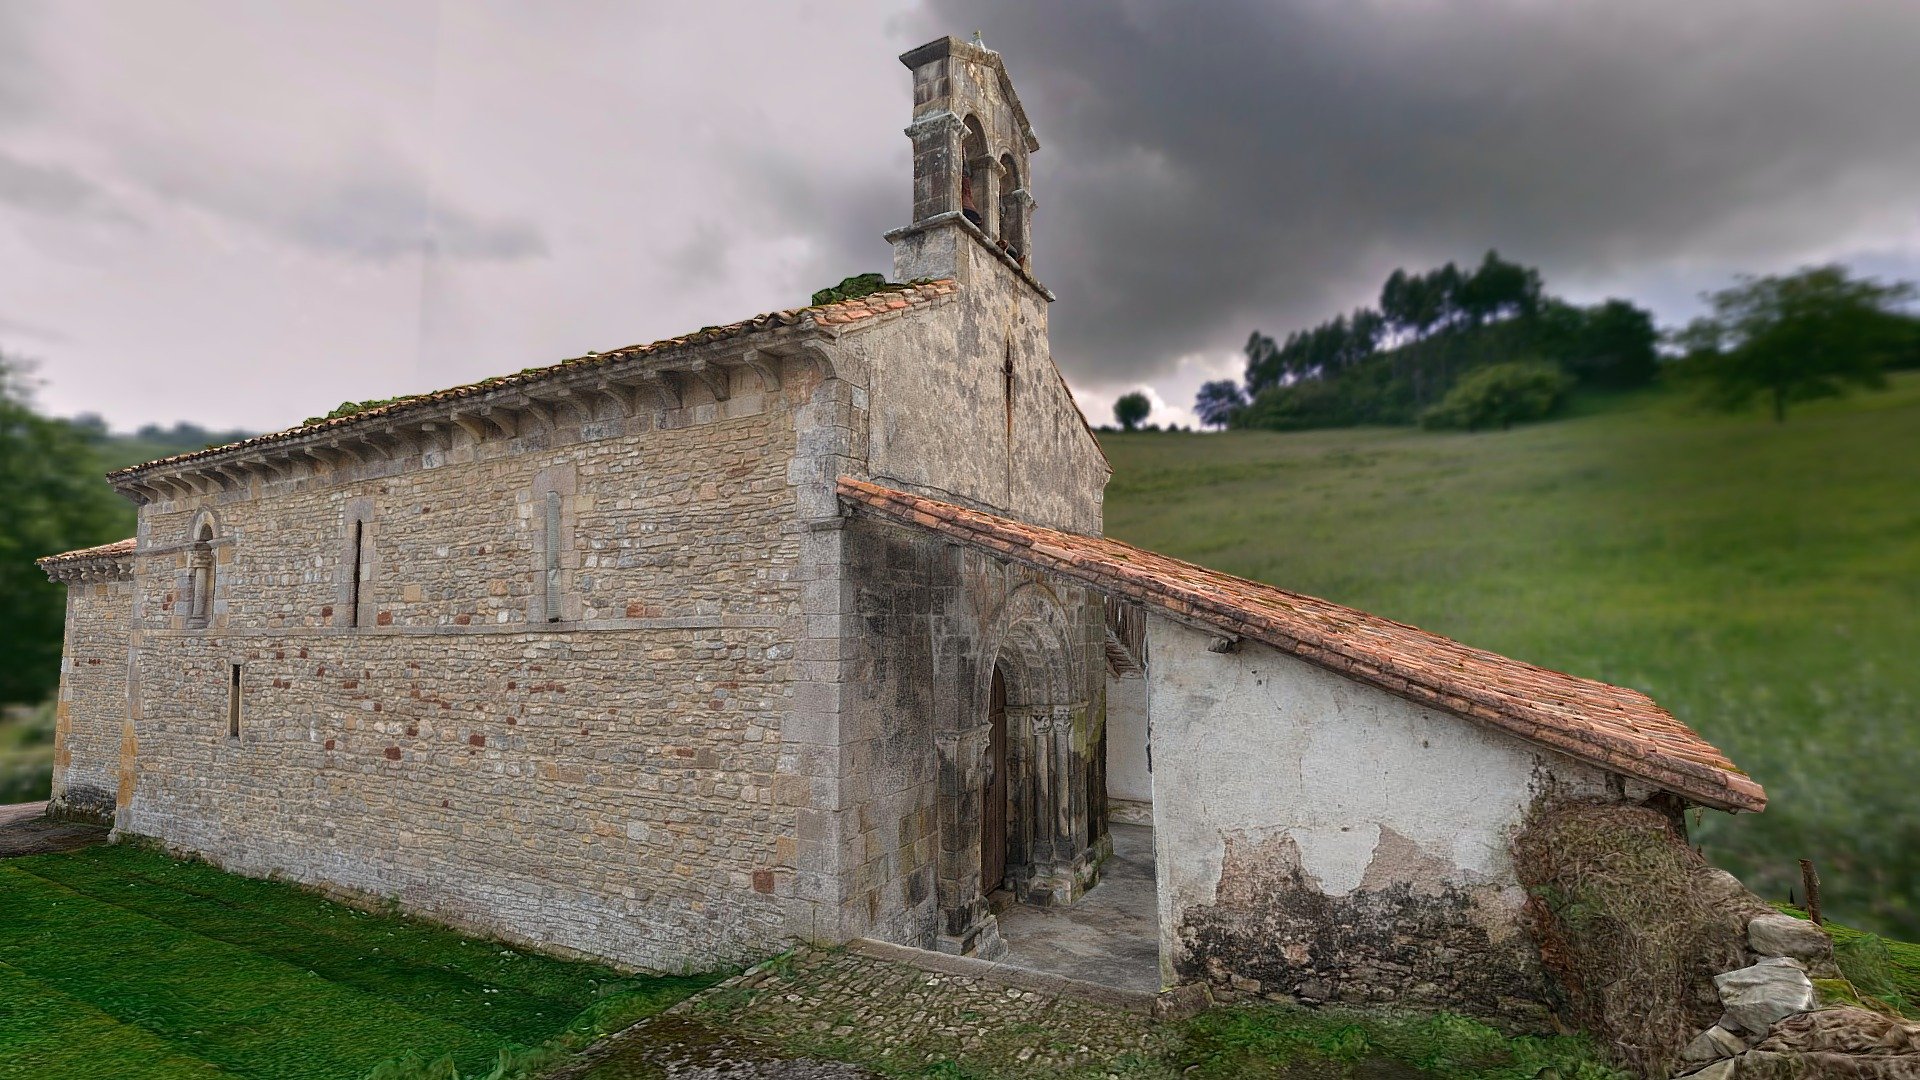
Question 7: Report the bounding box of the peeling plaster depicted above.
[1145,612,1619,1021]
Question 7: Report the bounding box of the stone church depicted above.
[40,37,1763,1023]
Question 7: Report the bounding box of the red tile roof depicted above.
[37,537,137,566]
[837,477,1765,813]
[109,280,962,482]
[37,537,137,582]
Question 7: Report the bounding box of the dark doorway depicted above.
[982,666,1009,894]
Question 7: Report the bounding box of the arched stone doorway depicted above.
[939,576,1108,957]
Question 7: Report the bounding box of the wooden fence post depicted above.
[1799,859,1822,926]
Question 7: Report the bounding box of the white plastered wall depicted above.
[1143,612,1626,984]
[1105,672,1151,822]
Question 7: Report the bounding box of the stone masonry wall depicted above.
[121,374,808,971]
[838,517,1106,958]
[50,577,131,823]
[880,224,1107,535]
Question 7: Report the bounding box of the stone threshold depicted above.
[847,938,1209,1019]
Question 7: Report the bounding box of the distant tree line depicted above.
[1193,255,1920,433]
[0,355,133,704]
[0,354,254,705]
[1198,252,1659,432]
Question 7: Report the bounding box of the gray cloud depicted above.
[0,3,41,126]
[0,312,68,343]
[120,141,547,263]
[911,0,1920,388]
[0,151,127,221]
[12,2,1920,431]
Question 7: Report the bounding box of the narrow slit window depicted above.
[227,664,242,738]
[349,520,365,627]
[543,490,562,622]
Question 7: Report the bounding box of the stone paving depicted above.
[569,947,1178,1079]
[0,801,108,858]
[998,823,1161,992]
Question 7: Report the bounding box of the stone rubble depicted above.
[1747,912,1840,973]
[1714,957,1816,1035]
[1675,911,1920,1079]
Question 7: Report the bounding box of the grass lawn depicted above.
[1101,373,1920,938]
[0,843,723,1079]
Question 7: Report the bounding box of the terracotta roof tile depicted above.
[36,537,137,566]
[37,537,137,582]
[838,477,1765,813]
[110,280,960,482]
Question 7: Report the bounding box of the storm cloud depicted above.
[910,0,1920,411]
[3,1,1917,430]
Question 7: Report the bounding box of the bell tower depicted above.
[887,36,1041,286]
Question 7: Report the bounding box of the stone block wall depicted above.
[873,231,1106,535]
[118,379,807,971]
[839,517,1106,958]
[50,576,131,823]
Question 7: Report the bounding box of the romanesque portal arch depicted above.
[938,576,1108,957]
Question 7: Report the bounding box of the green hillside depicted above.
[1101,373,1920,939]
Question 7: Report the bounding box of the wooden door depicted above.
[982,668,1009,894]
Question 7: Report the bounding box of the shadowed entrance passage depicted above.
[996,822,1161,992]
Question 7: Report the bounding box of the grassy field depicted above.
[0,844,721,1079]
[1101,373,1920,938]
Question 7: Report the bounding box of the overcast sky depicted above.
[3,1,1918,432]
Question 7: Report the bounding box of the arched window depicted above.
[997,153,1026,264]
[960,115,991,231]
[186,521,215,629]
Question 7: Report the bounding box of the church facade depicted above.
[40,37,1762,1023]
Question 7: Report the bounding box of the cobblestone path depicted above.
[569,947,1179,1079]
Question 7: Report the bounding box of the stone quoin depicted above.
[38,35,1762,1025]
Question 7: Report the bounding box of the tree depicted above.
[0,353,134,704]
[1193,380,1248,428]
[1243,331,1284,394]
[1420,360,1573,432]
[1548,298,1659,389]
[1112,391,1151,432]
[1678,265,1916,422]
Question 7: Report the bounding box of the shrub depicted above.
[1236,378,1357,431]
[1420,360,1572,431]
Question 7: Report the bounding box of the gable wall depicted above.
[48,577,131,824]
[1145,613,1643,1027]
[116,374,813,971]
[872,238,1106,534]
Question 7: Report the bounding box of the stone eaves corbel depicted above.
[685,359,731,402]
[734,348,781,392]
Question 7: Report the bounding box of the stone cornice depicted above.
[108,332,843,505]
[39,538,136,584]
[884,213,1053,302]
[100,276,975,509]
